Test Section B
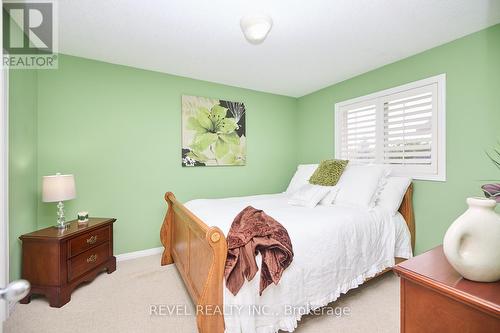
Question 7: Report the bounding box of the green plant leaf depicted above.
[187,150,208,162]
[231,138,246,155]
[218,118,238,134]
[186,117,208,134]
[486,141,500,171]
[219,132,240,145]
[214,138,229,159]
[221,151,245,165]
[221,152,237,165]
[230,143,240,153]
[192,132,218,151]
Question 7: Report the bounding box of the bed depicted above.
[160,184,415,333]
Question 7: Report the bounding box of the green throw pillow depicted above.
[309,159,349,186]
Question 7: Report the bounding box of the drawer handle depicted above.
[86,254,97,263]
[86,235,98,244]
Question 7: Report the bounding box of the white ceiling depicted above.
[59,0,500,97]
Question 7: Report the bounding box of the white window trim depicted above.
[334,74,446,181]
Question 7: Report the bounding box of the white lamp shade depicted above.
[42,174,76,202]
[240,15,273,44]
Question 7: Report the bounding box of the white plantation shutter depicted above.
[382,84,437,174]
[338,100,377,162]
[335,75,446,181]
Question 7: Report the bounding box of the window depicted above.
[335,74,446,181]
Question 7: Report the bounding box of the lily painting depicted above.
[182,95,246,167]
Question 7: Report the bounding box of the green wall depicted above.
[8,24,500,280]
[34,55,297,259]
[296,24,500,254]
[9,69,38,281]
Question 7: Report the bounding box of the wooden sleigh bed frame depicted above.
[160,184,415,333]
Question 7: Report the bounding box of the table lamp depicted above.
[42,173,76,229]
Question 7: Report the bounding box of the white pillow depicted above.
[288,184,331,208]
[285,164,318,194]
[318,185,340,206]
[334,163,390,209]
[372,167,392,205]
[376,176,412,215]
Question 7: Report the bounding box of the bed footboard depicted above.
[160,192,227,333]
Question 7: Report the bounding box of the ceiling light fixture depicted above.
[240,15,273,44]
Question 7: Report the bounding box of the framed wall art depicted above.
[181,95,246,167]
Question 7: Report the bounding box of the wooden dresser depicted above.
[394,245,500,333]
[19,218,116,307]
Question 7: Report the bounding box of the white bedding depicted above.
[185,193,412,333]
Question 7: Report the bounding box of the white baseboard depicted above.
[115,246,164,262]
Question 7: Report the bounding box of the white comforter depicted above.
[185,193,412,333]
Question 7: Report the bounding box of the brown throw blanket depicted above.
[224,206,294,296]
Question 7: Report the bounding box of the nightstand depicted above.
[19,218,116,307]
[394,245,500,333]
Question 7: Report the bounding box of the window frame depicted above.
[334,74,446,181]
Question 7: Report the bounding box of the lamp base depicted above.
[54,201,68,229]
[54,222,69,229]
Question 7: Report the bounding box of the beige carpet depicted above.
[4,254,400,333]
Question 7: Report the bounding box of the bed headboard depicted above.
[398,183,415,252]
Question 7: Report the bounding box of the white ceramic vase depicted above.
[443,197,500,282]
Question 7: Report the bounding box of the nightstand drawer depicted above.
[68,242,110,281]
[68,226,110,257]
